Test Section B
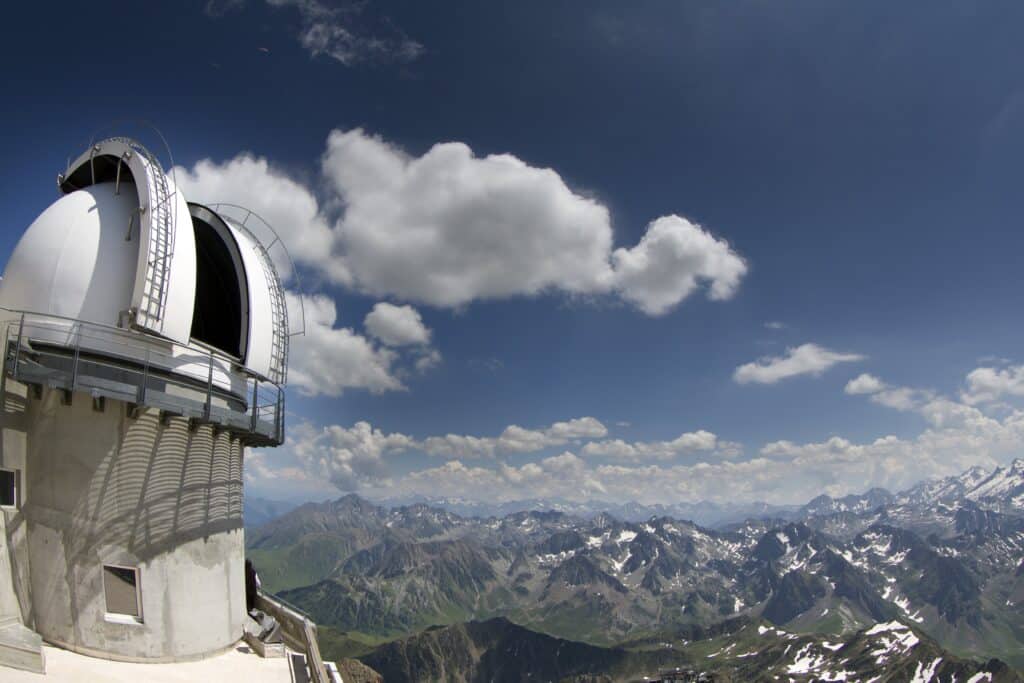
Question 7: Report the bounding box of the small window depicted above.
[0,469,16,507]
[103,565,142,622]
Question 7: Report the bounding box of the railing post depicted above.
[250,380,258,432]
[10,313,25,380]
[203,352,214,420]
[277,389,284,443]
[137,348,150,405]
[71,326,81,390]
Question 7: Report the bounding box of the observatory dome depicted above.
[0,136,290,385]
[0,182,142,326]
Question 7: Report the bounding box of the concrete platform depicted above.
[0,621,45,673]
[2,642,295,682]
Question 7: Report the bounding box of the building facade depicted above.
[0,137,291,665]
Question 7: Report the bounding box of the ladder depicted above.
[115,138,176,330]
[226,215,289,385]
[254,239,289,385]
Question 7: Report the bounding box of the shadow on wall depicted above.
[26,389,244,566]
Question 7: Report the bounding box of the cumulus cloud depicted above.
[962,364,1024,405]
[173,155,344,283]
[287,420,414,491]
[871,386,932,412]
[843,373,933,412]
[364,302,431,346]
[177,128,746,317]
[422,416,609,458]
[580,430,735,460]
[259,364,1024,504]
[286,292,402,397]
[844,373,885,395]
[734,343,864,385]
[322,129,617,306]
[611,216,747,315]
[252,416,614,492]
[399,452,608,502]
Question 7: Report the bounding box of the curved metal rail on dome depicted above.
[207,203,307,386]
[58,136,181,338]
[0,308,285,447]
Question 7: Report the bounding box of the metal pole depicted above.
[137,349,150,405]
[70,323,81,390]
[10,313,25,380]
[277,389,284,443]
[204,353,214,420]
[250,380,258,432]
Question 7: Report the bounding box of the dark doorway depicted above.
[190,209,246,358]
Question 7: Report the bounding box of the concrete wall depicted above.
[0,376,31,626]
[16,387,246,661]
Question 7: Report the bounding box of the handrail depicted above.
[1,309,285,445]
[0,305,267,382]
[302,617,330,683]
[255,591,330,683]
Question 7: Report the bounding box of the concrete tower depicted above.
[0,137,291,665]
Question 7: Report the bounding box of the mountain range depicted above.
[246,458,1024,680]
[371,494,800,529]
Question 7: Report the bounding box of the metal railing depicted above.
[255,591,330,683]
[1,308,285,446]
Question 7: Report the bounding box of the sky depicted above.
[4,1,1024,506]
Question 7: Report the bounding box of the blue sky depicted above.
[4,1,1024,504]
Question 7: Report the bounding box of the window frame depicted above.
[102,563,144,625]
[0,467,18,509]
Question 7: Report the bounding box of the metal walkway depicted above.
[2,311,284,447]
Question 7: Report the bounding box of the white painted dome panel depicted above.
[0,183,137,325]
[224,220,276,380]
[153,178,197,345]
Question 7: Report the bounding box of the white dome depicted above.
[1,138,289,389]
[0,183,137,326]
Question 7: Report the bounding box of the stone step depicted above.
[0,622,45,674]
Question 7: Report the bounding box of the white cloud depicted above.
[264,0,423,66]
[322,129,618,307]
[844,373,885,395]
[177,128,747,317]
[286,292,403,397]
[260,365,1024,504]
[612,216,747,315]
[420,434,497,460]
[173,155,345,284]
[413,348,443,374]
[843,373,932,411]
[871,386,931,412]
[962,365,1024,405]
[287,420,414,491]
[581,430,733,460]
[546,416,609,440]
[764,321,786,330]
[734,343,864,385]
[422,416,609,459]
[364,302,431,346]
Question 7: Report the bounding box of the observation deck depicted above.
[1,308,284,446]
